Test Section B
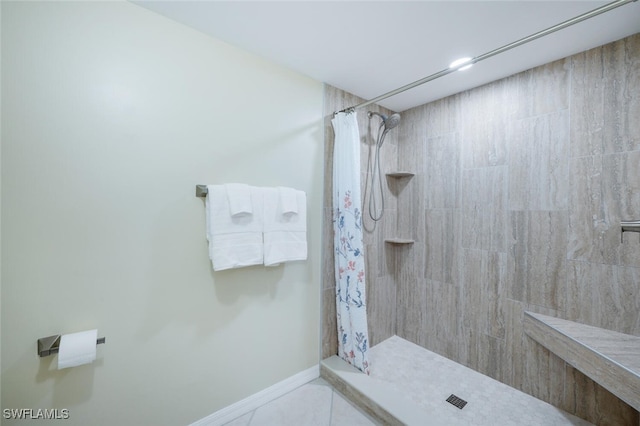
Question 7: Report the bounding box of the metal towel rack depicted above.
[37,334,106,357]
[196,185,208,198]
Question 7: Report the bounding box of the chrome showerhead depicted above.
[368,111,401,148]
[384,113,401,130]
[367,111,401,130]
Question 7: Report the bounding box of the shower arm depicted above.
[338,0,637,114]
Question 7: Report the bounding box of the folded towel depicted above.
[206,185,263,271]
[226,183,253,217]
[278,186,298,215]
[263,187,307,266]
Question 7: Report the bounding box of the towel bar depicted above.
[196,185,208,198]
[37,334,106,357]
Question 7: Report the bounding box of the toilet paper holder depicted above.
[37,334,106,357]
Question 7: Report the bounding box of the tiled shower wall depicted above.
[322,33,640,425]
[396,33,640,424]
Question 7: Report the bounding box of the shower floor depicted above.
[321,335,592,426]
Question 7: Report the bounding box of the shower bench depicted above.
[523,311,640,411]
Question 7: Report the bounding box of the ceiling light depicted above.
[449,57,473,71]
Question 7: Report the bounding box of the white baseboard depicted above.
[190,364,320,426]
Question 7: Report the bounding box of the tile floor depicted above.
[222,378,377,426]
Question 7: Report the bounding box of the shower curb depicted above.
[320,356,445,426]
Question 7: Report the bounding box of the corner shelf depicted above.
[384,170,415,247]
[384,239,415,245]
[386,171,415,178]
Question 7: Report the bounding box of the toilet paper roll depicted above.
[57,329,98,370]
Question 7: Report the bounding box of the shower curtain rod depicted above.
[338,0,637,113]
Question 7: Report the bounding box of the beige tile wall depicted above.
[322,33,640,425]
[395,34,640,425]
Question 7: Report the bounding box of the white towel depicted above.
[263,187,307,266]
[226,183,253,217]
[206,185,263,271]
[278,186,298,215]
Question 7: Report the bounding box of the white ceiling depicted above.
[133,1,640,112]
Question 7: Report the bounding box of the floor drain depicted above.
[446,394,468,409]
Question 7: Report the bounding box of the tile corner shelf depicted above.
[384,238,415,245]
[385,171,414,178]
[523,311,640,411]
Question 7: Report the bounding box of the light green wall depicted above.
[1,1,323,425]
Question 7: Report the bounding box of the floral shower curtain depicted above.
[331,111,370,374]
